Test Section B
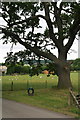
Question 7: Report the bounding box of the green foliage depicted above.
[7,65,15,74]
[21,66,30,74]
[71,58,80,71]
[7,64,30,75]
[46,63,58,75]
[2,2,80,46]
[5,50,32,66]
[29,65,42,76]
[29,62,57,77]
[40,65,48,71]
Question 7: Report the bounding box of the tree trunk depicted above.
[57,63,72,89]
[57,50,72,89]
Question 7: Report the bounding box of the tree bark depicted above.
[57,50,72,89]
[57,64,72,89]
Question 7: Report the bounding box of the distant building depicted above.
[0,66,7,75]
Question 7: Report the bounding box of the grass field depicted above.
[2,74,58,91]
[2,72,80,118]
[1,72,79,91]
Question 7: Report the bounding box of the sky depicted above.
[0,6,79,63]
[0,39,78,63]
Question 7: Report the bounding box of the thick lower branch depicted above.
[2,28,60,64]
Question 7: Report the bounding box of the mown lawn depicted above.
[2,74,58,90]
[1,72,79,91]
[2,72,80,118]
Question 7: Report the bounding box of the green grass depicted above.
[2,88,80,118]
[2,72,80,118]
[1,72,79,91]
[2,74,58,90]
[70,71,78,91]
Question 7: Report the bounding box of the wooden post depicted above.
[27,80,29,89]
[45,80,47,88]
[68,89,73,106]
[68,88,80,108]
[11,81,13,91]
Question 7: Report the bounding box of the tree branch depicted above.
[2,28,60,64]
[65,19,80,52]
[5,15,47,27]
[62,8,73,14]
[43,2,62,51]
[52,2,63,46]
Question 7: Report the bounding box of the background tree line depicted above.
[1,58,80,75]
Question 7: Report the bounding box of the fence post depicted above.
[68,88,74,106]
[68,91,73,106]
[68,88,80,108]
[11,81,13,91]
[27,80,29,89]
[45,80,47,88]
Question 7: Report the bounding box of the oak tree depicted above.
[1,2,80,88]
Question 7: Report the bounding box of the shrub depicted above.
[71,58,80,71]
[7,64,30,75]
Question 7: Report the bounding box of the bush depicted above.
[7,65,15,74]
[7,64,30,75]
[21,66,30,74]
[71,58,80,71]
